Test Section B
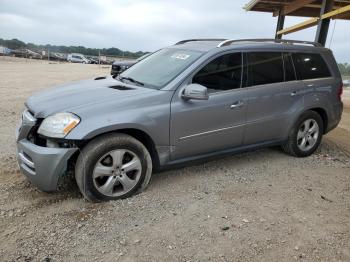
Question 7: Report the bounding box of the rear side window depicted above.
[193,52,242,91]
[283,53,297,82]
[246,52,284,86]
[292,53,331,80]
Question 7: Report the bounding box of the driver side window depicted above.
[193,53,242,92]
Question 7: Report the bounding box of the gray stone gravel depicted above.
[1,143,349,261]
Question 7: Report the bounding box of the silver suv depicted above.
[16,39,343,202]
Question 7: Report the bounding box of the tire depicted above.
[282,110,324,157]
[75,133,152,202]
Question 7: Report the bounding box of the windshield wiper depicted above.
[119,76,144,86]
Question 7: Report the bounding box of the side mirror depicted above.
[182,84,209,100]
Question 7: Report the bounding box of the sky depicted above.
[0,0,349,62]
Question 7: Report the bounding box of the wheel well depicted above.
[119,129,159,168]
[309,108,328,134]
[81,129,160,169]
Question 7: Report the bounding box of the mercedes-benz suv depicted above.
[16,39,343,202]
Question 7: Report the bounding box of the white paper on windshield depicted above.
[171,53,190,60]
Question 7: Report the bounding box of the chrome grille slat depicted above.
[17,109,37,141]
[22,110,36,125]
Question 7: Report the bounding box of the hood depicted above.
[26,77,152,118]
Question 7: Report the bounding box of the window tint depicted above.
[193,53,242,91]
[292,53,331,80]
[246,52,284,86]
[283,53,297,82]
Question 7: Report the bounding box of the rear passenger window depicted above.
[246,52,284,86]
[193,53,242,91]
[292,53,331,80]
[283,53,297,82]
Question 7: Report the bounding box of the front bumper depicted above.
[16,110,78,192]
[17,139,78,192]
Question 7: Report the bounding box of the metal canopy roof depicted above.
[245,0,350,19]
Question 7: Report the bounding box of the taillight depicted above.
[337,82,343,101]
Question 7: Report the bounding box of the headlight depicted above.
[38,113,80,138]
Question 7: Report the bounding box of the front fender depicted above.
[68,111,160,141]
[66,99,171,149]
[75,121,153,141]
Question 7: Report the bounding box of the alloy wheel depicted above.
[297,119,319,152]
[92,149,142,197]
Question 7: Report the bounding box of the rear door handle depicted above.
[230,101,244,109]
[290,91,297,96]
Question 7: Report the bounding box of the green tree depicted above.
[0,38,26,49]
[338,63,350,76]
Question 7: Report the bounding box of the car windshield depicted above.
[119,48,203,89]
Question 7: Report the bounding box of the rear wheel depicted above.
[75,133,152,202]
[282,111,323,157]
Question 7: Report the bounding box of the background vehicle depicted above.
[344,79,350,87]
[67,53,89,63]
[0,45,12,55]
[11,49,42,59]
[111,53,150,76]
[87,56,99,64]
[17,39,343,202]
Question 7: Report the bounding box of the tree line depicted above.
[0,38,146,58]
[338,63,350,76]
[1,38,350,73]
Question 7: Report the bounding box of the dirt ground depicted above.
[0,57,349,262]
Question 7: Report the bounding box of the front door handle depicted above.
[290,91,297,96]
[230,101,244,109]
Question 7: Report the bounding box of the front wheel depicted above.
[75,133,152,202]
[282,111,323,157]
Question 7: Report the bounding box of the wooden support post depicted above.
[275,10,285,39]
[315,0,334,46]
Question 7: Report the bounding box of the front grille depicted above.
[22,110,36,125]
[27,118,47,146]
[17,110,37,141]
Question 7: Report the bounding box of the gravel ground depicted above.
[0,57,349,262]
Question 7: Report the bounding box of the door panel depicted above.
[243,81,305,144]
[169,51,247,160]
[243,52,307,145]
[170,89,248,160]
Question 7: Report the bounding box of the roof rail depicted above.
[217,38,322,47]
[175,38,227,45]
